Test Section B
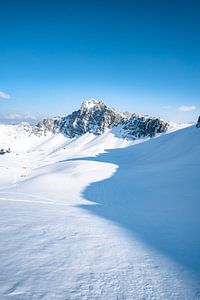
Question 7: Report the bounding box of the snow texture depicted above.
[0,122,199,299]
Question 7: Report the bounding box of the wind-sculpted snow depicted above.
[0,123,199,299]
[81,125,200,276]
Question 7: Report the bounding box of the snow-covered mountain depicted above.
[0,97,198,299]
[0,99,191,155]
[5,99,170,140]
[34,99,170,139]
[53,99,125,136]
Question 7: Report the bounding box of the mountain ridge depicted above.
[1,99,189,143]
[36,99,170,139]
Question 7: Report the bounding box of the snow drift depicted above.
[82,125,200,276]
[0,124,199,299]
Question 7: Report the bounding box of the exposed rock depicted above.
[56,99,126,137]
[120,114,169,140]
[1,99,170,140]
[34,99,169,139]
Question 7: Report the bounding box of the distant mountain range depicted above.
[1,99,189,142]
[35,99,169,139]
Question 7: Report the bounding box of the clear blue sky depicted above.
[0,0,199,123]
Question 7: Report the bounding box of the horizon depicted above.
[0,0,199,124]
[0,98,197,125]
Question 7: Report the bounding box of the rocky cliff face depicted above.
[35,99,169,140]
[120,114,169,139]
[57,99,125,137]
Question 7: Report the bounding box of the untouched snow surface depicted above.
[0,126,200,299]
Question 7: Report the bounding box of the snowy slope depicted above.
[0,128,133,188]
[0,123,54,152]
[0,125,199,299]
[83,125,200,274]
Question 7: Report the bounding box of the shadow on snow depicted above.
[65,126,200,276]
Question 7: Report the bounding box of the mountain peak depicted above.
[34,99,170,139]
[80,99,104,112]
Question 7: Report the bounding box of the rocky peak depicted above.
[34,99,170,139]
[80,99,101,112]
[56,99,125,137]
[120,114,169,139]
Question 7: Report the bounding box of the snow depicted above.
[82,99,99,111]
[167,121,192,132]
[0,124,200,299]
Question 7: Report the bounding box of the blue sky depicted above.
[0,0,199,123]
